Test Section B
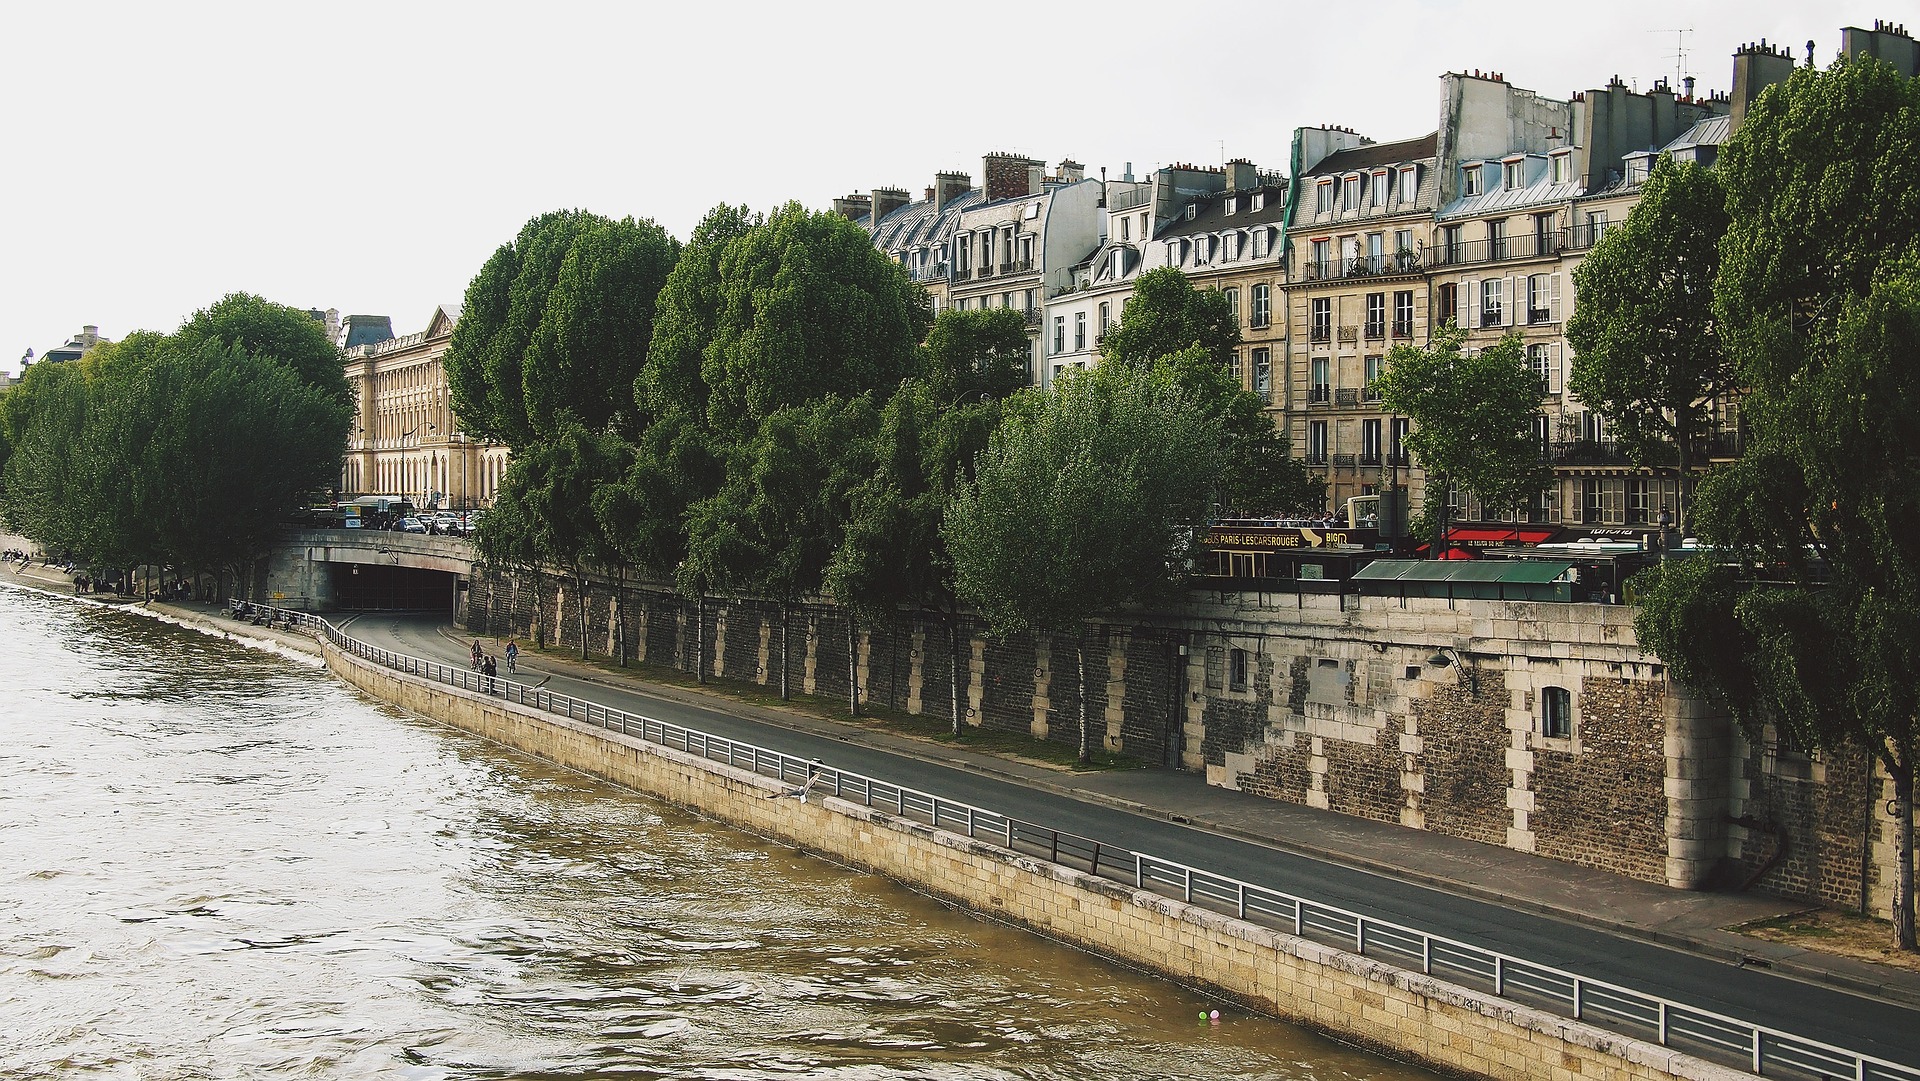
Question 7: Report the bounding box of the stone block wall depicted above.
[324,638,1749,1081]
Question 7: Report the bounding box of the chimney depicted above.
[982,152,1038,201]
[1683,75,1696,100]
[81,325,99,344]
[871,187,911,222]
[1057,158,1085,182]
[831,193,872,221]
[1224,158,1257,191]
[934,171,970,211]
[1730,39,1799,130]
[1841,20,1920,77]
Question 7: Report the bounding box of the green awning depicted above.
[1351,559,1573,584]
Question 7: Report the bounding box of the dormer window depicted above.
[1371,170,1390,205]
[1503,159,1525,189]
[1399,164,1419,202]
[1342,174,1361,209]
[1316,179,1334,214]
[1251,191,1265,211]
[1225,195,1238,215]
[1550,150,1572,185]
[1625,154,1652,184]
[1463,164,1484,197]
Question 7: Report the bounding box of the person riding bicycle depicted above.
[504,640,519,675]
[470,640,483,670]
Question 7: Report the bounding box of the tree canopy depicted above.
[177,292,353,406]
[447,210,679,448]
[1566,154,1732,516]
[1376,325,1551,551]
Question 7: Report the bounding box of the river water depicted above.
[0,584,1435,1080]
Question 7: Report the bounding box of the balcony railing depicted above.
[1332,453,1357,469]
[1480,308,1504,328]
[1388,451,1411,467]
[1335,387,1361,407]
[1364,319,1386,340]
[1308,385,1331,404]
[1365,384,1383,402]
[1305,452,1329,466]
[1563,222,1611,250]
[1360,452,1382,466]
[1548,440,1633,466]
[1297,251,1424,282]
[1310,325,1332,344]
[1249,314,1271,329]
[1428,231,1564,268]
[1024,309,1042,327]
[1391,319,1414,339]
[1528,308,1553,325]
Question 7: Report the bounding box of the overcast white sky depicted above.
[1,1,1893,375]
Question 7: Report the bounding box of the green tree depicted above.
[944,361,1224,762]
[447,210,678,448]
[1101,267,1320,513]
[1567,155,1731,525]
[1639,54,1920,949]
[1376,326,1551,554]
[917,307,1034,405]
[700,202,930,440]
[177,293,352,406]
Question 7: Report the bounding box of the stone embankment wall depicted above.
[460,568,1900,915]
[323,636,1744,1081]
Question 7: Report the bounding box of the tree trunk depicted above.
[779,602,791,701]
[576,573,589,661]
[1076,642,1091,764]
[948,613,962,738]
[846,612,860,718]
[1894,755,1916,951]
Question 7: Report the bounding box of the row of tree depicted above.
[446,203,1322,758]
[0,295,352,595]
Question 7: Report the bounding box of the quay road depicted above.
[349,610,1920,1071]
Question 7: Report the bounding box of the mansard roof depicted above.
[1304,132,1438,178]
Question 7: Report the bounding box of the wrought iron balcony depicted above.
[1310,325,1332,344]
[1427,230,1565,268]
[1334,387,1361,407]
[1332,453,1357,469]
[1308,385,1331,404]
[1392,319,1414,339]
[1364,319,1386,340]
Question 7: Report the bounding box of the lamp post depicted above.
[1425,646,1477,695]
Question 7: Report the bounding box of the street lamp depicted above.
[1426,646,1477,695]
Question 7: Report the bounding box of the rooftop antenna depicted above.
[1651,28,1694,90]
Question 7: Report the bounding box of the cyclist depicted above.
[504,640,519,676]
[470,640,483,670]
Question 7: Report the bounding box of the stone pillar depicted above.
[755,613,773,686]
[1664,683,1734,888]
[712,607,729,679]
[1181,650,1207,771]
[1032,635,1053,739]
[634,603,649,664]
[906,624,926,715]
[855,626,872,707]
[967,636,986,729]
[1504,688,1537,853]
[1400,715,1426,829]
[802,615,819,696]
[1103,633,1130,754]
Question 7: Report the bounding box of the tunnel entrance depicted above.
[329,562,459,612]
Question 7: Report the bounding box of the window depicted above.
[1393,290,1414,337]
[1541,687,1572,739]
[1462,164,1483,197]
[1018,236,1034,268]
[1250,283,1271,328]
[1073,312,1087,351]
[1342,174,1361,208]
[1120,217,1130,241]
[1371,170,1389,205]
[1361,418,1383,464]
[1527,273,1560,323]
[1307,420,1329,464]
[1097,301,1110,335]
[1626,155,1651,184]
[1310,357,1330,402]
[1229,351,1244,383]
[1024,288,1036,313]
[1001,292,1012,309]
[1394,228,1415,268]
[1052,316,1065,355]
[1626,478,1651,524]
[1364,293,1386,339]
[1481,278,1504,327]
[1391,417,1410,464]
[1310,237,1330,277]
[1251,229,1268,258]
[1588,210,1609,244]
[1229,648,1250,692]
[1310,298,1332,343]
[1440,224,1463,265]
[1437,282,1458,326]
[1226,195,1239,216]
[1503,159,1524,189]
[1398,164,1419,202]
[1222,287,1241,324]
[1364,355,1384,400]
[1487,219,1507,261]
[1534,212,1557,256]
[1550,152,1570,184]
[1527,342,1554,393]
[1367,231,1384,273]
[1316,180,1334,214]
[1253,347,1271,395]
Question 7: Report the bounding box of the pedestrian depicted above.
[483,653,497,695]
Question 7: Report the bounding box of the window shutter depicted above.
[1550,343,1562,394]
[1463,278,1479,324]
[1549,273,1562,321]
[1504,276,1516,326]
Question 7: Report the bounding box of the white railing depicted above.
[266,604,1917,1081]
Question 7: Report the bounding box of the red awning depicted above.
[1446,526,1559,546]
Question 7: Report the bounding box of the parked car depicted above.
[396,516,428,534]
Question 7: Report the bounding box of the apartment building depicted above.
[1157,160,1289,412]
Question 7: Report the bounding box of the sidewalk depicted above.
[446,625,1920,1010]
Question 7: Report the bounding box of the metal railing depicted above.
[255,603,1918,1081]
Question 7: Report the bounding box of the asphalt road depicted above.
[350,611,1920,1071]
